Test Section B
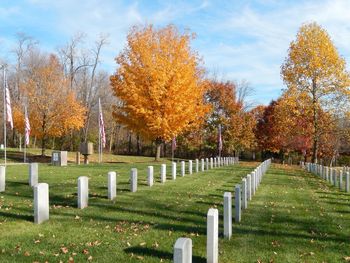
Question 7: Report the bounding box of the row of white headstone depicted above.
[0,157,239,224]
[302,162,350,192]
[173,159,272,263]
[130,157,239,192]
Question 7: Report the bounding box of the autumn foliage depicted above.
[14,55,86,155]
[281,22,350,162]
[204,80,255,154]
[110,25,210,159]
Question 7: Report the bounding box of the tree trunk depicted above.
[41,136,46,156]
[311,78,319,163]
[136,133,141,155]
[128,132,132,154]
[41,114,46,156]
[155,138,162,161]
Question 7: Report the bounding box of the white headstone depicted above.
[247,174,252,201]
[201,159,205,172]
[330,168,334,184]
[210,158,213,169]
[206,158,209,170]
[346,172,349,192]
[223,192,232,239]
[108,171,116,200]
[339,170,343,190]
[207,208,218,263]
[29,163,38,187]
[242,178,247,209]
[161,164,166,183]
[34,183,49,224]
[181,161,185,177]
[188,160,193,175]
[130,168,138,192]
[235,185,241,223]
[0,166,5,192]
[174,238,192,263]
[172,162,177,180]
[78,176,89,209]
[195,159,199,173]
[251,172,256,196]
[147,166,154,187]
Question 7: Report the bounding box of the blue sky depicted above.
[1,0,350,105]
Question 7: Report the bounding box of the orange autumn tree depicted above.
[281,22,350,163]
[16,55,86,156]
[202,80,256,156]
[110,25,210,160]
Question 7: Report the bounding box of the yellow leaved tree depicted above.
[15,54,86,156]
[110,25,210,160]
[281,22,350,163]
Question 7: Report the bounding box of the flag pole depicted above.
[171,147,174,162]
[98,97,101,163]
[3,67,6,166]
[24,105,27,163]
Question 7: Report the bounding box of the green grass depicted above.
[0,161,349,262]
[0,148,164,164]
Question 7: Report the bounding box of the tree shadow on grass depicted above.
[0,211,32,222]
[124,246,206,262]
[316,191,350,197]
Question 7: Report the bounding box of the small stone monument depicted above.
[51,151,68,166]
[80,142,93,164]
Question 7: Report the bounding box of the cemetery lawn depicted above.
[0,161,349,262]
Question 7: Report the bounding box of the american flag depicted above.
[99,99,106,148]
[4,71,13,129]
[24,106,30,145]
[218,124,223,152]
[171,137,177,151]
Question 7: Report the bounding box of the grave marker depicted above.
[161,164,167,183]
[34,183,49,224]
[223,192,232,239]
[147,166,154,186]
[29,163,38,187]
[207,208,218,263]
[172,162,177,180]
[242,178,247,209]
[174,238,192,263]
[0,166,5,192]
[181,161,185,177]
[131,168,138,192]
[78,176,89,209]
[108,171,116,200]
[235,185,241,223]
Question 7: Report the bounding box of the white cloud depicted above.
[199,0,350,104]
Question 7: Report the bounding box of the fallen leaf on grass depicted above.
[152,242,159,248]
[60,247,69,254]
